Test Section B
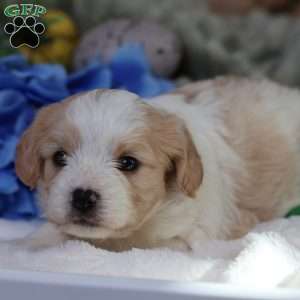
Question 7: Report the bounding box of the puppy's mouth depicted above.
[72,218,99,227]
[60,222,129,240]
[59,200,164,240]
[57,215,125,239]
[55,214,111,239]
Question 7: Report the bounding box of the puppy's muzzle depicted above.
[71,188,99,215]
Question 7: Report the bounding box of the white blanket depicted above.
[1,217,300,288]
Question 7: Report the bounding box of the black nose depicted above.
[71,188,99,214]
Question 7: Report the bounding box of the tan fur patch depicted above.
[214,78,298,235]
[113,129,168,230]
[228,114,295,221]
[172,80,214,103]
[142,104,203,198]
[171,76,243,104]
[15,94,81,189]
[93,104,204,251]
[109,103,203,241]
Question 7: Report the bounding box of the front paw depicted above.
[0,238,41,251]
[157,238,191,252]
[0,223,67,251]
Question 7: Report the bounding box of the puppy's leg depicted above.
[156,237,191,252]
[8,222,67,251]
[229,209,259,239]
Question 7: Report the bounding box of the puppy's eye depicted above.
[52,150,67,167]
[117,156,139,172]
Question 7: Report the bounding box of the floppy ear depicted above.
[151,111,203,198]
[15,102,63,189]
[15,126,42,189]
[173,125,203,198]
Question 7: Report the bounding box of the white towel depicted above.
[1,217,300,288]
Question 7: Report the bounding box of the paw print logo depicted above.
[4,16,45,48]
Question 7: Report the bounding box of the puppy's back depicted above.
[193,78,300,221]
[164,78,300,235]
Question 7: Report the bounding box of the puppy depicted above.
[15,77,300,251]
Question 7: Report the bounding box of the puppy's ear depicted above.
[149,110,203,198]
[15,102,63,189]
[172,125,203,198]
[15,127,41,189]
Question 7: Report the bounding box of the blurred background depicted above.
[1,0,300,220]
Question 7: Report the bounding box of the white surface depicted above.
[1,217,300,290]
[1,269,300,300]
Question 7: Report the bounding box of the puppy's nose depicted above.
[71,188,99,213]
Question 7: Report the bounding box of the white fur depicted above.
[41,90,147,239]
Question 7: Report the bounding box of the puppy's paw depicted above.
[0,238,28,251]
[0,223,68,251]
[157,238,191,252]
[0,237,45,251]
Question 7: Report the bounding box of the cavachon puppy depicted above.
[15,77,300,251]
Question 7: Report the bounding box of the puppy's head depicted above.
[15,90,203,239]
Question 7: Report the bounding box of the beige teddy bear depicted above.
[73,19,182,77]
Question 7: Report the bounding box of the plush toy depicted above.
[73,19,182,77]
[20,10,78,67]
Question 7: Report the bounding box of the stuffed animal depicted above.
[73,19,182,77]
